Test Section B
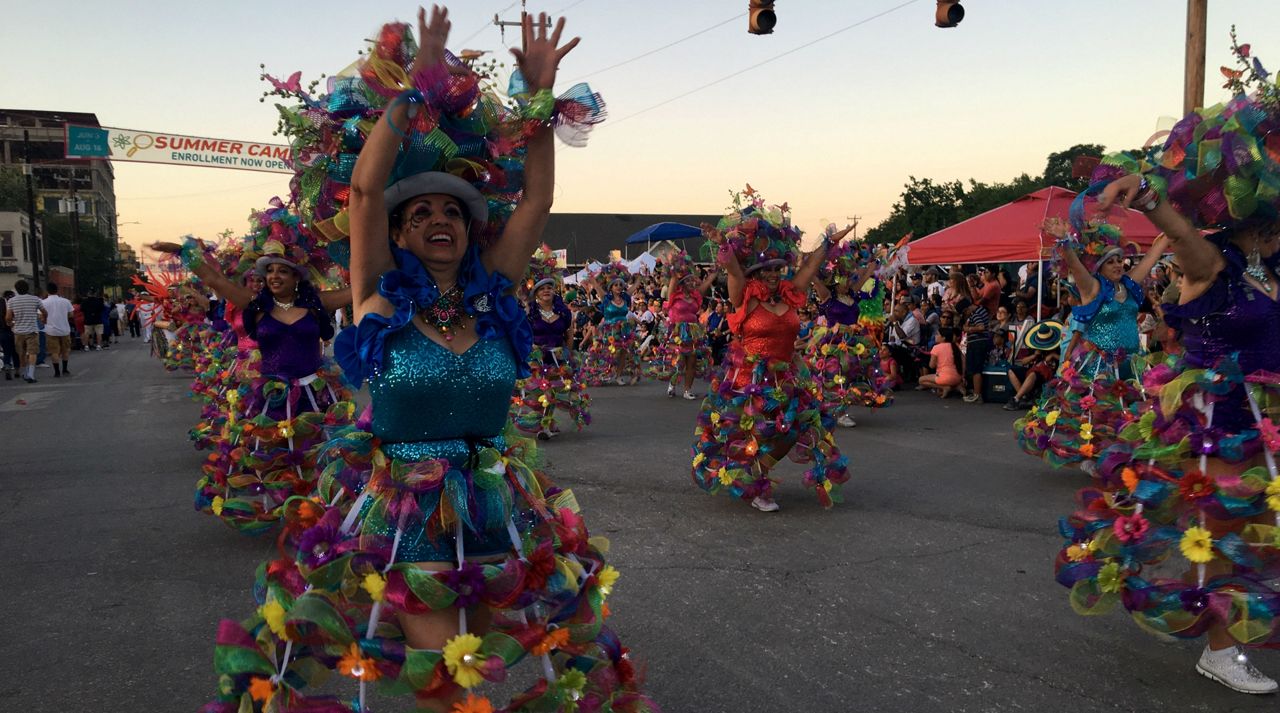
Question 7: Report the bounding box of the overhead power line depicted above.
[607,0,922,129]
[565,11,747,85]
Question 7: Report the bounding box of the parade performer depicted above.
[189,263,265,451]
[581,261,640,386]
[651,250,715,399]
[513,244,592,439]
[152,202,354,535]
[806,237,893,428]
[1015,213,1168,471]
[202,10,652,712]
[1055,33,1280,694]
[691,187,851,512]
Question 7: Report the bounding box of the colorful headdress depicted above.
[1046,186,1141,275]
[235,198,341,288]
[1093,29,1280,228]
[703,185,802,275]
[522,243,563,296]
[261,23,606,246]
[665,249,697,282]
[594,260,632,288]
[822,228,877,286]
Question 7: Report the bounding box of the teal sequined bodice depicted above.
[369,326,517,462]
[602,298,630,324]
[1083,292,1139,352]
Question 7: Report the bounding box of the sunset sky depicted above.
[3,0,1277,259]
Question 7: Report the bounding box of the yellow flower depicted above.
[741,415,755,429]
[226,390,239,405]
[1079,424,1094,442]
[259,599,288,639]
[710,412,721,426]
[1065,543,1090,562]
[693,453,706,468]
[853,343,867,356]
[1267,479,1280,512]
[717,467,734,486]
[442,633,486,688]
[833,375,846,385]
[211,496,225,516]
[277,420,294,438]
[538,395,549,406]
[597,565,620,597]
[1045,411,1060,426]
[1180,526,1215,564]
[362,573,386,602]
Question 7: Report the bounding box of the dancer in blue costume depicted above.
[581,262,640,386]
[1017,215,1168,472]
[203,8,651,713]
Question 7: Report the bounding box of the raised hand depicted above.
[510,11,580,91]
[1096,173,1143,211]
[1041,217,1069,240]
[828,224,855,244]
[410,5,452,77]
[149,241,185,254]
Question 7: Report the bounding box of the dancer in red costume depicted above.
[691,188,851,512]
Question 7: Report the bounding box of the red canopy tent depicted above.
[901,186,1166,318]
[905,186,1164,265]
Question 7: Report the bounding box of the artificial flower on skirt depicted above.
[691,346,849,508]
[194,363,354,536]
[581,321,641,387]
[1055,352,1280,645]
[511,345,592,436]
[201,422,657,713]
[803,321,894,416]
[1017,341,1147,469]
[190,333,263,451]
[644,321,712,385]
[163,321,209,373]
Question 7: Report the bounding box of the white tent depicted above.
[626,251,657,274]
[564,260,603,285]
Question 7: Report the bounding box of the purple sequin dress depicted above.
[1054,234,1280,645]
[513,298,591,434]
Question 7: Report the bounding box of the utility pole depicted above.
[22,129,41,289]
[67,168,81,287]
[493,1,551,41]
[1184,0,1208,115]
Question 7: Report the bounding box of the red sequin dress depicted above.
[691,279,849,507]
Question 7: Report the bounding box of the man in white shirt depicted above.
[886,301,922,386]
[41,282,74,377]
[5,280,46,383]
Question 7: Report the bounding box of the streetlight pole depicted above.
[22,129,41,289]
[1184,0,1208,115]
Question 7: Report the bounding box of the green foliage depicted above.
[43,215,135,293]
[864,144,1110,244]
[0,166,29,213]
[1042,143,1106,192]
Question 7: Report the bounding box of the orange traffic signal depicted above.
[936,1,964,28]
[749,0,776,35]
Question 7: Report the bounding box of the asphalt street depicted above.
[2,338,1276,712]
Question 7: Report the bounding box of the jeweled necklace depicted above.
[273,295,296,310]
[421,284,465,341]
[1247,241,1273,293]
[538,302,559,322]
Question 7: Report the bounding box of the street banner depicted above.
[63,124,293,174]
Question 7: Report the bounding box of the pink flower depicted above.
[1260,418,1280,453]
[1113,513,1150,543]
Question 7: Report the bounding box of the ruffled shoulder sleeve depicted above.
[334,261,429,387]
[335,246,534,385]
[465,255,533,379]
[1073,275,1145,324]
[727,279,804,335]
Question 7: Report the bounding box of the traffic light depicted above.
[935,1,963,28]
[748,0,776,35]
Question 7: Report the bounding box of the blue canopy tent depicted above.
[623,222,702,258]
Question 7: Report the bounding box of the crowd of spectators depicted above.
[0,281,144,382]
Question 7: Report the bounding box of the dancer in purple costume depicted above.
[1055,38,1280,693]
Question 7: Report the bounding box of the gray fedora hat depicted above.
[384,172,489,224]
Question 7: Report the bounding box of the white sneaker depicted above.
[615,376,627,386]
[751,496,780,512]
[682,390,697,400]
[1196,645,1279,694]
[667,384,675,398]
[537,429,552,441]
[837,414,857,428]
